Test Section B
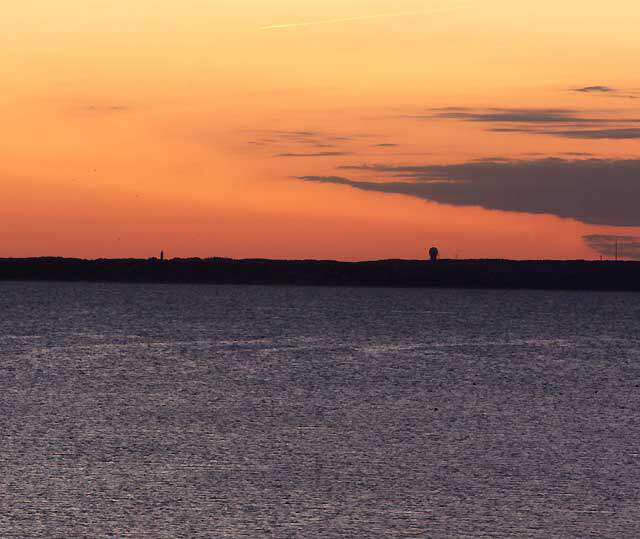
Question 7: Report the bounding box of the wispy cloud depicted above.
[74,104,131,114]
[277,152,353,157]
[245,129,401,157]
[260,6,464,30]
[574,86,614,93]
[424,107,640,125]
[487,128,531,133]
[540,128,640,139]
[297,158,640,226]
[572,85,639,99]
[431,108,587,123]
[413,107,640,139]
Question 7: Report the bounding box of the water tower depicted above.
[429,247,439,261]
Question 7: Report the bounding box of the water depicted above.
[1,281,639,538]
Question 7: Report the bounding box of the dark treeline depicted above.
[1,257,639,290]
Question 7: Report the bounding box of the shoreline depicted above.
[1,257,639,291]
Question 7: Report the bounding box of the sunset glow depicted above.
[3,0,640,260]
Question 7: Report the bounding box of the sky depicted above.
[2,0,640,260]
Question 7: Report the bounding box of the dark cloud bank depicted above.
[299,158,640,226]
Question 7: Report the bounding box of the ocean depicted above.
[1,281,639,538]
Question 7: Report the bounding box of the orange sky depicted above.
[2,0,640,260]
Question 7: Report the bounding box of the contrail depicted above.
[260,6,462,30]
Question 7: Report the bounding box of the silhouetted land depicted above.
[1,257,639,290]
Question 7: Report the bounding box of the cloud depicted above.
[487,127,640,140]
[584,235,640,260]
[246,129,364,150]
[410,106,640,139]
[572,86,639,99]
[541,128,640,139]
[259,6,466,30]
[298,158,640,226]
[255,130,357,143]
[472,156,512,162]
[278,131,321,137]
[76,105,130,114]
[574,86,614,93]
[274,131,324,144]
[277,152,353,157]
[487,127,532,133]
[299,176,358,185]
[432,108,598,123]
[426,107,640,125]
[246,129,396,155]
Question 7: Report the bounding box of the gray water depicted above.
[1,282,640,538]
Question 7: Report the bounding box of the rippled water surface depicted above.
[2,281,640,538]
